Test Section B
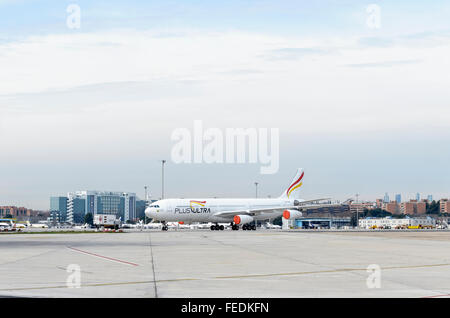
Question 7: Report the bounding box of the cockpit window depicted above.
[150,205,160,208]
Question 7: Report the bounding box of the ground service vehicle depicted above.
[94,215,121,230]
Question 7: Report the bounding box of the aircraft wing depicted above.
[296,198,331,205]
[213,206,288,218]
[294,202,346,210]
[213,198,334,218]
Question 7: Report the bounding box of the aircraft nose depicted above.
[145,207,153,218]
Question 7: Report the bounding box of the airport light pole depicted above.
[143,186,148,230]
[161,160,166,200]
[254,182,259,228]
[144,186,148,204]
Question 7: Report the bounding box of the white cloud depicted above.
[1,29,449,138]
[1,28,450,208]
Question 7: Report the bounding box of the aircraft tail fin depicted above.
[279,168,304,199]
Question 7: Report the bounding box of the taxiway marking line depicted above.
[67,246,139,267]
[0,279,197,292]
[214,263,450,279]
[2,262,450,292]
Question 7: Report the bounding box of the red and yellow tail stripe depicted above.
[286,172,304,198]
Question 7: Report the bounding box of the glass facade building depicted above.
[136,199,151,219]
[66,191,136,224]
[97,195,124,216]
[67,196,86,224]
[50,197,68,222]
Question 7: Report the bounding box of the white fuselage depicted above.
[145,198,299,223]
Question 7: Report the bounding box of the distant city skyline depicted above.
[12,191,450,211]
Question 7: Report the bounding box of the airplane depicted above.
[193,222,231,230]
[144,222,163,230]
[145,168,335,231]
[13,223,26,229]
[189,222,213,230]
[73,223,90,230]
[264,222,281,229]
[0,222,12,231]
[174,222,191,230]
[26,221,48,229]
[142,220,202,230]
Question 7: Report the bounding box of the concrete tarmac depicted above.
[1,230,450,298]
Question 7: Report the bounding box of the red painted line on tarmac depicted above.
[67,246,139,267]
[422,294,450,298]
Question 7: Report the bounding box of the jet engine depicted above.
[282,209,302,220]
[233,215,254,225]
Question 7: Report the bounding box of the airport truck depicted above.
[94,215,121,230]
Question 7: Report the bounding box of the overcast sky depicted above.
[1,0,450,209]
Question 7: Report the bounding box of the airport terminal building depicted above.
[66,191,137,224]
[359,216,436,229]
[283,217,352,229]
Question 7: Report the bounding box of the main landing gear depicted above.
[242,224,256,231]
[230,222,256,231]
[210,223,225,231]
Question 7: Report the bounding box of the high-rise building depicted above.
[395,194,402,204]
[383,193,390,203]
[50,197,68,222]
[440,199,450,213]
[427,195,433,202]
[66,191,136,224]
[383,202,399,214]
[0,206,39,220]
[136,200,146,219]
[376,199,383,208]
[349,202,376,214]
[416,193,421,202]
[67,194,86,224]
[400,200,427,215]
